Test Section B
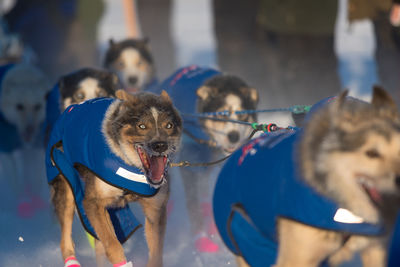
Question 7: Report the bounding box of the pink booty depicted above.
[194,233,219,253]
[64,256,81,267]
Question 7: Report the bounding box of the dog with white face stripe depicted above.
[47,90,182,266]
[104,38,156,93]
[196,75,259,154]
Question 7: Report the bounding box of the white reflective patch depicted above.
[116,167,148,184]
[333,208,364,224]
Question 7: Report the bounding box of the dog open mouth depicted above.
[357,175,382,206]
[136,146,168,186]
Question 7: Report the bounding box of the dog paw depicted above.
[194,233,219,253]
[64,256,81,267]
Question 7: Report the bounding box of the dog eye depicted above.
[16,103,24,111]
[138,124,146,129]
[75,93,85,100]
[365,149,381,158]
[166,122,173,129]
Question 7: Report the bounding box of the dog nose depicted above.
[151,141,168,153]
[227,131,240,143]
[128,76,138,85]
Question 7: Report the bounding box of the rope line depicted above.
[195,105,311,117]
[169,122,297,168]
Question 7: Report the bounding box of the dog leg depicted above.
[83,197,126,265]
[360,241,387,267]
[51,175,76,260]
[139,185,169,267]
[94,238,108,267]
[273,218,343,267]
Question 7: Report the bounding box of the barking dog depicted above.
[213,87,400,267]
[160,65,259,252]
[104,38,157,93]
[45,67,120,141]
[46,90,182,267]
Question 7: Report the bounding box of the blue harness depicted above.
[46,98,158,243]
[213,130,385,267]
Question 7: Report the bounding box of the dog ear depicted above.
[248,88,259,104]
[371,85,397,110]
[160,90,172,103]
[330,90,348,111]
[197,86,212,101]
[116,89,137,102]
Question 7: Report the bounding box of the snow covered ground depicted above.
[0,0,383,266]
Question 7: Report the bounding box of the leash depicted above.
[191,105,311,117]
[169,122,297,168]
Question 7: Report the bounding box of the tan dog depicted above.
[213,87,400,267]
[46,90,182,266]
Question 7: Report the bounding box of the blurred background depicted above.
[0,0,399,266]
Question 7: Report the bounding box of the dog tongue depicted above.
[149,156,165,182]
[368,187,382,204]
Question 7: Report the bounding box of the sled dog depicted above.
[46,90,182,267]
[213,87,400,267]
[161,65,259,252]
[104,38,156,93]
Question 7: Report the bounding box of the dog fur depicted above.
[49,90,182,266]
[103,38,156,93]
[215,87,400,267]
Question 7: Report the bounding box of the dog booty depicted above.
[114,261,133,267]
[194,232,219,253]
[64,256,81,267]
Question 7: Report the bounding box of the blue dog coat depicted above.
[46,97,159,243]
[213,130,384,267]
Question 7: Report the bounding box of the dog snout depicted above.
[128,76,138,85]
[228,131,240,144]
[151,141,168,153]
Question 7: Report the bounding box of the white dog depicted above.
[0,63,50,217]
